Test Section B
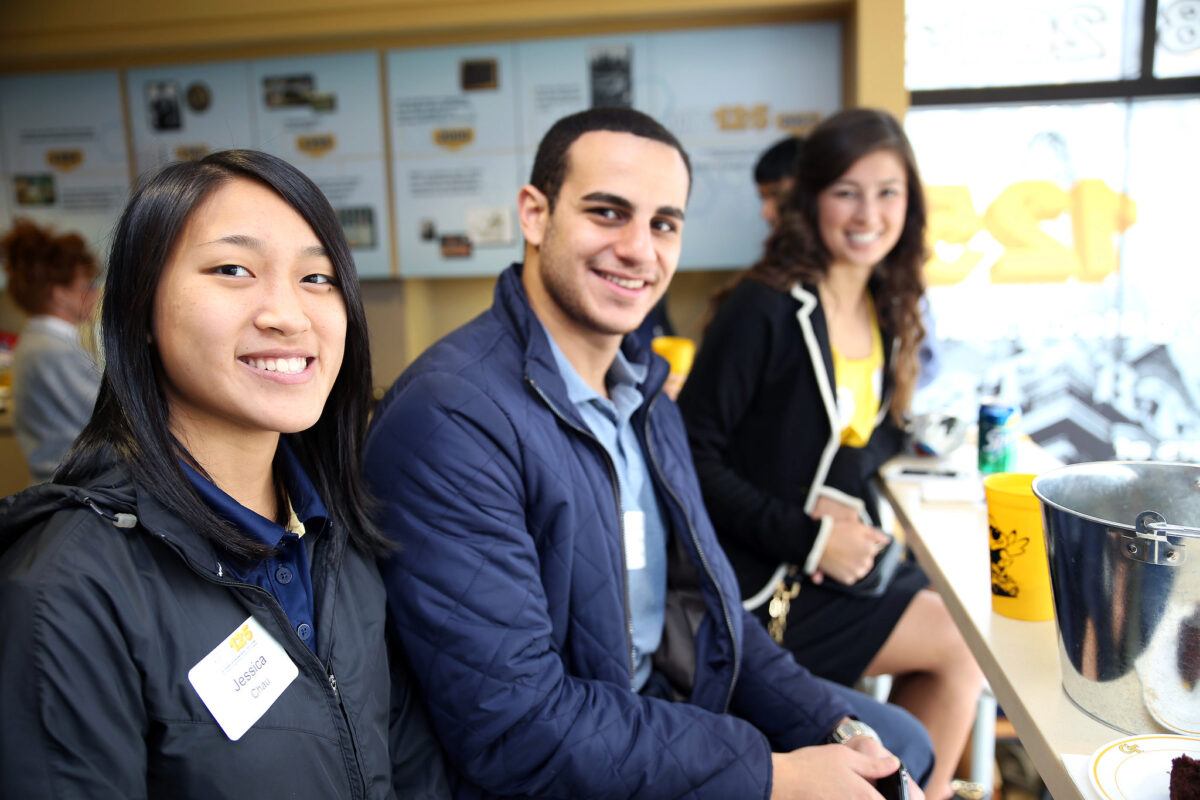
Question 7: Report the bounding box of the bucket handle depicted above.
[1136,510,1200,540]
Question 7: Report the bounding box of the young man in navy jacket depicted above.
[365,107,933,800]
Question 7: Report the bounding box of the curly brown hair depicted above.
[735,108,928,421]
[2,218,98,316]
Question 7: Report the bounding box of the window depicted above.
[906,0,1200,463]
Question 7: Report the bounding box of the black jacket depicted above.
[678,279,908,604]
[0,454,449,799]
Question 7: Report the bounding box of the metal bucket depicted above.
[1032,461,1200,734]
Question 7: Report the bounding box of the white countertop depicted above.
[880,443,1122,800]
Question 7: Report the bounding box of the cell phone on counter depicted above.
[876,763,910,800]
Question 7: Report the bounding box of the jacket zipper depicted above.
[527,377,637,687]
[641,392,741,713]
[157,531,369,799]
[326,668,367,793]
[316,532,368,797]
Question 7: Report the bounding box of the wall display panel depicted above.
[390,22,841,277]
[0,146,9,290]
[0,71,130,257]
[388,44,523,277]
[646,23,841,269]
[510,34,654,274]
[907,100,1200,464]
[514,33,653,183]
[906,0,1143,90]
[126,61,255,181]
[127,54,391,278]
[0,144,10,243]
[1155,0,1200,78]
[251,51,392,279]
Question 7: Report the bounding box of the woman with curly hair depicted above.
[678,108,982,799]
[2,219,101,483]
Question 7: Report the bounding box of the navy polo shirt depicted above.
[182,441,324,653]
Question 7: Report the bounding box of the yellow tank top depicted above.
[830,305,884,448]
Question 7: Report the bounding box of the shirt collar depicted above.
[181,439,329,550]
[538,320,649,407]
[28,314,81,342]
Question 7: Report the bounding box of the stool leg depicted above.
[970,691,997,793]
[854,674,894,702]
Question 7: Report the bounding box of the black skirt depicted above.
[754,558,930,687]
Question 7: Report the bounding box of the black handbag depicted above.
[765,536,903,643]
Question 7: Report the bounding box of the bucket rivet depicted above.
[1127,543,1139,555]
[1167,550,1178,562]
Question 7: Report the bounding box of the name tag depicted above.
[624,510,646,570]
[188,615,299,741]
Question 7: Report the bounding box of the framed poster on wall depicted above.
[647,22,842,269]
[126,61,255,181]
[0,70,130,257]
[389,20,843,277]
[251,51,392,279]
[127,52,393,279]
[388,43,524,278]
[515,33,652,161]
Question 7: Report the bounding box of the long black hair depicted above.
[60,149,390,558]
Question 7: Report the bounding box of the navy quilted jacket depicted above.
[365,265,852,800]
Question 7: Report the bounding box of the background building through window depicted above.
[905,0,1200,463]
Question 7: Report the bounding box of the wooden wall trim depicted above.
[1,0,847,71]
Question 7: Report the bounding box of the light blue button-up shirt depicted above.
[541,326,668,692]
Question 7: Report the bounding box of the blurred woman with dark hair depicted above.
[2,219,101,483]
[0,151,448,798]
[679,109,982,799]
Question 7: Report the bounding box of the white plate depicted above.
[1089,734,1200,799]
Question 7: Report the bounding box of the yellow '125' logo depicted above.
[229,624,254,652]
[925,180,1136,286]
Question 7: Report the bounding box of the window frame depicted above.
[910,0,1200,107]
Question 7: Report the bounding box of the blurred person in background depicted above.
[755,135,804,228]
[2,219,101,484]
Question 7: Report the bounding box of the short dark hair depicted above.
[60,149,389,559]
[529,107,692,208]
[753,136,804,185]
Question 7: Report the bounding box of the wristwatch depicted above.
[826,718,882,745]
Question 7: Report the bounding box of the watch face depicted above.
[836,719,878,743]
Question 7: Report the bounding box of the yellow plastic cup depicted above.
[983,472,1055,621]
[651,336,695,375]
[651,336,695,400]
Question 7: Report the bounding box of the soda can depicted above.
[978,400,1020,474]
